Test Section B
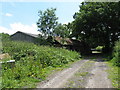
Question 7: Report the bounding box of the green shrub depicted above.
[107,61,119,88]
[2,40,80,88]
[96,46,103,50]
[112,40,120,67]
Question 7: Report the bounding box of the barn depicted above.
[11,31,91,55]
[52,36,92,55]
[10,31,40,44]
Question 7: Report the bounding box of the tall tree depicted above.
[53,23,72,38]
[37,8,58,37]
[72,2,120,52]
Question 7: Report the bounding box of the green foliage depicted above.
[96,46,103,50]
[0,33,10,41]
[37,8,58,37]
[72,2,120,50]
[107,61,120,88]
[35,37,51,45]
[2,40,80,88]
[0,33,10,54]
[53,23,72,38]
[112,40,120,67]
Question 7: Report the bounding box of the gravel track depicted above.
[86,61,113,88]
[37,60,88,88]
[37,58,113,88]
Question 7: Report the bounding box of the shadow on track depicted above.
[82,51,109,62]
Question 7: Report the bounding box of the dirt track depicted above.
[86,61,113,88]
[37,58,113,88]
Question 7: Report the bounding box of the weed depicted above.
[106,61,120,88]
[111,40,120,67]
[1,40,80,88]
[67,80,75,88]
[75,72,89,77]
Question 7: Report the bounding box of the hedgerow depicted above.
[112,39,120,67]
[1,40,80,88]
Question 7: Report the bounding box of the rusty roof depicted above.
[54,36,73,45]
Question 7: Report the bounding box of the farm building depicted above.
[10,31,41,44]
[52,36,92,55]
[11,31,91,55]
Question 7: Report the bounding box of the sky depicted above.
[0,0,84,35]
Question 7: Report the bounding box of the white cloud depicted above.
[5,13,13,17]
[0,22,40,35]
[0,26,15,35]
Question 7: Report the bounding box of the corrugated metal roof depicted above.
[22,32,39,38]
[11,31,40,38]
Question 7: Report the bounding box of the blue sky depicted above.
[0,1,84,35]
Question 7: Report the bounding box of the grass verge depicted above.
[106,61,120,88]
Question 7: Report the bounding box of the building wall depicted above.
[11,32,37,43]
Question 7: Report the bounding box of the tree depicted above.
[37,8,58,37]
[53,23,71,38]
[72,2,120,52]
[0,33,10,41]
